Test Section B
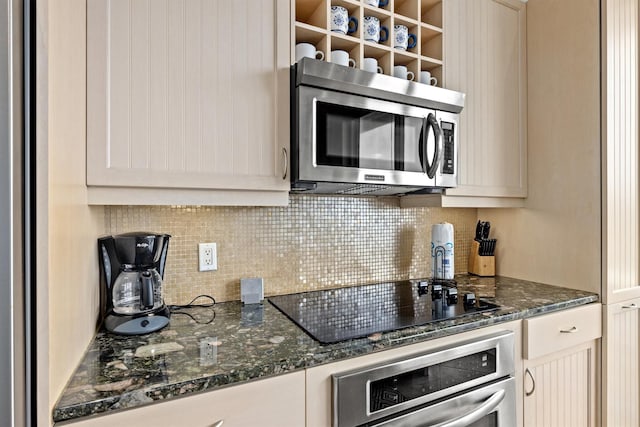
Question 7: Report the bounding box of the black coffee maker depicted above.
[98,232,171,335]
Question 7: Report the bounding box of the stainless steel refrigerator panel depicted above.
[1,0,28,425]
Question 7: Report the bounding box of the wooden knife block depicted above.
[468,240,496,277]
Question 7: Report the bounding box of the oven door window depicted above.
[469,413,498,426]
[315,102,426,172]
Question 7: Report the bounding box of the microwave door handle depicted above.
[426,113,444,179]
[419,117,428,174]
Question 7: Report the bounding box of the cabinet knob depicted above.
[282,147,288,180]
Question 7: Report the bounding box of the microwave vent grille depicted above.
[336,185,388,195]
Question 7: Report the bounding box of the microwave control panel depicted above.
[441,121,455,175]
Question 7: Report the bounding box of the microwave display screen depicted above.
[316,102,432,172]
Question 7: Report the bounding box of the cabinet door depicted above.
[603,298,640,427]
[442,0,527,199]
[601,0,640,303]
[87,0,290,199]
[523,341,597,427]
[61,371,305,427]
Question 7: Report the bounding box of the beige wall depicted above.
[40,0,105,424]
[479,0,601,294]
[105,201,478,304]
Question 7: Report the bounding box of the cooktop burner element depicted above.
[268,280,499,344]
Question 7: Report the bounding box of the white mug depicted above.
[331,50,356,67]
[393,25,417,50]
[365,0,389,6]
[393,65,414,81]
[419,70,438,86]
[363,16,389,43]
[330,5,358,35]
[363,57,383,74]
[295,43,324,62]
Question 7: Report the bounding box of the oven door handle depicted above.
[431,389,506,427]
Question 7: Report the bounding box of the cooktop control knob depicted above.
[431,284,443,300]
[463,292,476,308]
[446,288,458,305]
[417,281,429,296]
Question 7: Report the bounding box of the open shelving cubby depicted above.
[291,0,443,86]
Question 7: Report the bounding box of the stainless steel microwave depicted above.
[290,58,465,196]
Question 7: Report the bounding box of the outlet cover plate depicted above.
[199,337,218,366]
[198,243,217,272]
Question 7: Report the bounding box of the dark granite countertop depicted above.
[53,275,598,424]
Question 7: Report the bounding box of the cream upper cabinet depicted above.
[522,304,601,427]
[86,0,291,206]
[59,371,305,427]
[443,0,527,200]
[417,0,527,208]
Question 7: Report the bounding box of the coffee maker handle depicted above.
[158,237,170,279]
[140,271,155,310]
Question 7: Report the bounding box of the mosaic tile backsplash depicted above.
[104,196,477,304]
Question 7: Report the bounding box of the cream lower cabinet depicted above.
[522,304,601,427]
[402,0,527,209]
[58,371,305,427]
[86,0,291,206]
[602,298,640,426]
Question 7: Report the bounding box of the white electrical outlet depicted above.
[199,337,218,366]
[198,243,217,272]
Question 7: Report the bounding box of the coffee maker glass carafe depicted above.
[112,269,163,314]
[98,232,172,335]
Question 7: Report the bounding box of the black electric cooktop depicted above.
[268,280,499,344]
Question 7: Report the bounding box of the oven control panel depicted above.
[369,348,497,412]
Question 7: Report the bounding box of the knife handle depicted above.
[475,221,484,241]
[482,221,491,239]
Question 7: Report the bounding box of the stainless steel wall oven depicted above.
[332,331,516,427]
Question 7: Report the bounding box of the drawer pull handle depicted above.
[525,368,535,396]
[560,326,578,333]
[623,303,639,310]
[210,421,224,427]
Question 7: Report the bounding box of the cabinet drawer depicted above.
[523,303,601,360]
